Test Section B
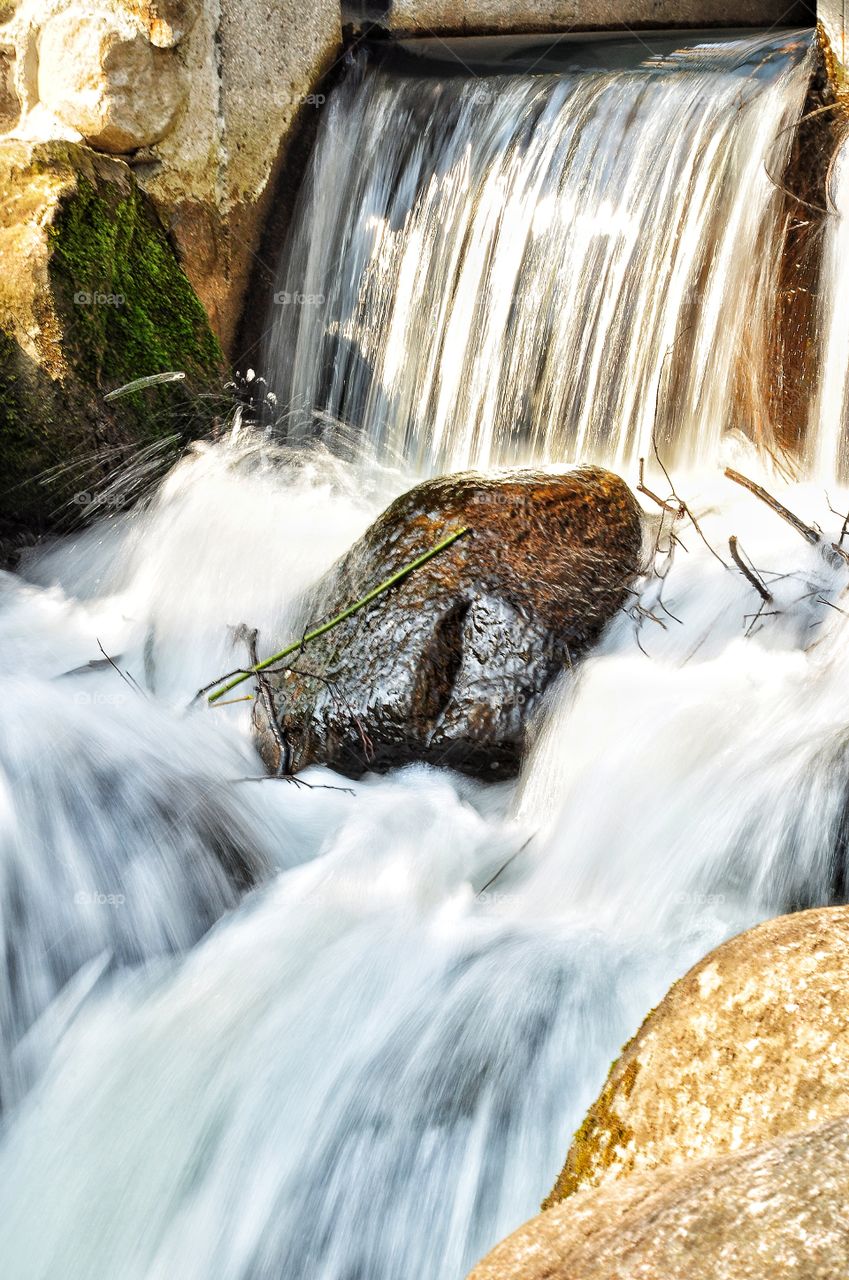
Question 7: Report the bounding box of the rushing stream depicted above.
[2,25,849,1280]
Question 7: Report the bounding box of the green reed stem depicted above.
[207,525,469,704]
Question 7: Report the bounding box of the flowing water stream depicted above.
[269,30,812,473]
[2,25,849,1280]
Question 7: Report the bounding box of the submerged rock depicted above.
[468,1114,849,1280]
[546,906,849,1206]
[254,467,642,781]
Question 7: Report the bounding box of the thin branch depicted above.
[233,776,355,794]
[649,436,729,568]
[282,663,375,765]
[724,468,820,545]
[744,604,781,638]
[823,491,849,547]
[96,640,140,695]
[817,596,848,616]
[728,535,773,603]
[637,457,685,516]
[477,834,536,897]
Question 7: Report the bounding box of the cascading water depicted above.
[1,25,848,1280]
[269,31,812,475]
[812,133,849,479]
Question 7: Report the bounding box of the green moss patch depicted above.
[0,142,224,536]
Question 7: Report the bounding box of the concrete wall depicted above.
[346,1,816,36]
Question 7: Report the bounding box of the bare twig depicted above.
[476,834,536,897]
[724,468,820,545]
[647,436,729,568]
[728,536,773,603]
[644,329,728,569]
[637,458,685,516]
[744,604,781,638]
[233,776,355,794]
[96,640,142,695]
[823,491,849,547]
[817,596,848,616]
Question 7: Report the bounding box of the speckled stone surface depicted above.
[469,1114,849,1280]
[383,0,814,36]
[548,906,849,1204]
[254,467,642,780]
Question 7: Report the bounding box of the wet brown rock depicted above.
[546,906,849,1206]
[468,1114,849,1280]
[254,467,642,781]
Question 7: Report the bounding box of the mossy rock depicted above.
[0,139,225,539]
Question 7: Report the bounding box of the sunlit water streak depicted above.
[269,32,812,475]
[812,131,849,480]
[1,27,848,1280]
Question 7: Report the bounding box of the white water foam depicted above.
[0,434,847,1278]
[1,26,848,1280]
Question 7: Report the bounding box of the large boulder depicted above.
[468,1114,849,1280]
[254,467,643,781]
[546,906,849,1206]
[0,138,223,540]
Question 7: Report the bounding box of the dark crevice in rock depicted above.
[412,598,470,731]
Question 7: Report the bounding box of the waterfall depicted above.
[269,31,812,476]
[3,26,849,1280]
[811,132,849,479]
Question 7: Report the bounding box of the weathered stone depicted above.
[0,138,223,536]
[125,0,200,47]
[375,1,815,37]
[0,42,19,130]
[1,0,341,349]
[254,468,643,781]
[547,906,849,1206]
[468,1114,849,1280]
[37,10,187,153]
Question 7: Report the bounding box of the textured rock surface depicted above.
[468,1115,849,1280]
[126,0,200,47]
[254,468,642,780]
[0,39,17,131]
[820,1,849,90]
[0,0,342,348]
[377,1,814,36]
[547,906,849,1205]
[0,138,222,535]
[37,10,187,152]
